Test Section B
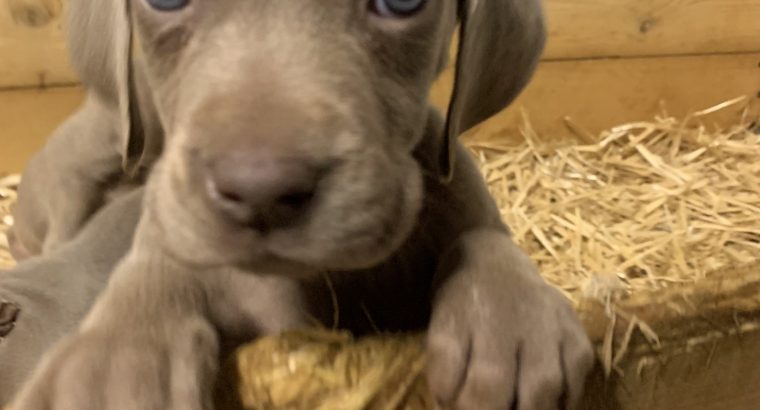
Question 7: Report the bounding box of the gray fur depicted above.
[1,188,142,403]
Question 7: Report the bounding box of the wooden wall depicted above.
[431,0,760,143]
[0,0,79,172]
[1,0,760,172]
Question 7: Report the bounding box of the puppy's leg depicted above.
[427,231,593,410]
[11,93,130,259]
[12,223,307,409]
[11,249,215,410]
[422,146,594,410]
[0,189,143,403]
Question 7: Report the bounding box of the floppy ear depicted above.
[440,0,546,181]
[67,0,144,176]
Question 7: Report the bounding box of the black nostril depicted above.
[277,191,314,209]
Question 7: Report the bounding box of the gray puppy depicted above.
[0,188,143,404]
[13,0,594,409]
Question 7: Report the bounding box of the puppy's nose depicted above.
[205,151,321,231]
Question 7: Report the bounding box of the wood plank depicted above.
[0,0,77,88]
[543,0,760,59]
[432,52,760,144]
[0,86,85,173]
[578,261,760,410]
[581,326,760,410]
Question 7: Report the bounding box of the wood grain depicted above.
[542,0,760,59]
[578,262,760,410]
[580,326,760,410]
[0,0,76,89]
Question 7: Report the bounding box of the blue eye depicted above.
[371,0,425,17]
[147,0,189,11]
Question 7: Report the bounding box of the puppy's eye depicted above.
[370,0,425,17]
[147,0,189,12]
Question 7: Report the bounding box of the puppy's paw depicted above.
[426,269,593,410]
[13,317,219,410]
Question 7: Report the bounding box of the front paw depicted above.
[427,237,594,410]
[13,317,219,410]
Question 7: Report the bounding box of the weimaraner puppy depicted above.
[0,188,143,404]
[13,0,594,409]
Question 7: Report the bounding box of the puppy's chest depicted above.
[309,231,442,334]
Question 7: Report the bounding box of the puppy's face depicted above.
[133,0,457,271]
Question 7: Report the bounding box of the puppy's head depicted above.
[101,0,545,272]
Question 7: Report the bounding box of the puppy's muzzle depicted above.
[204,149,328,233]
